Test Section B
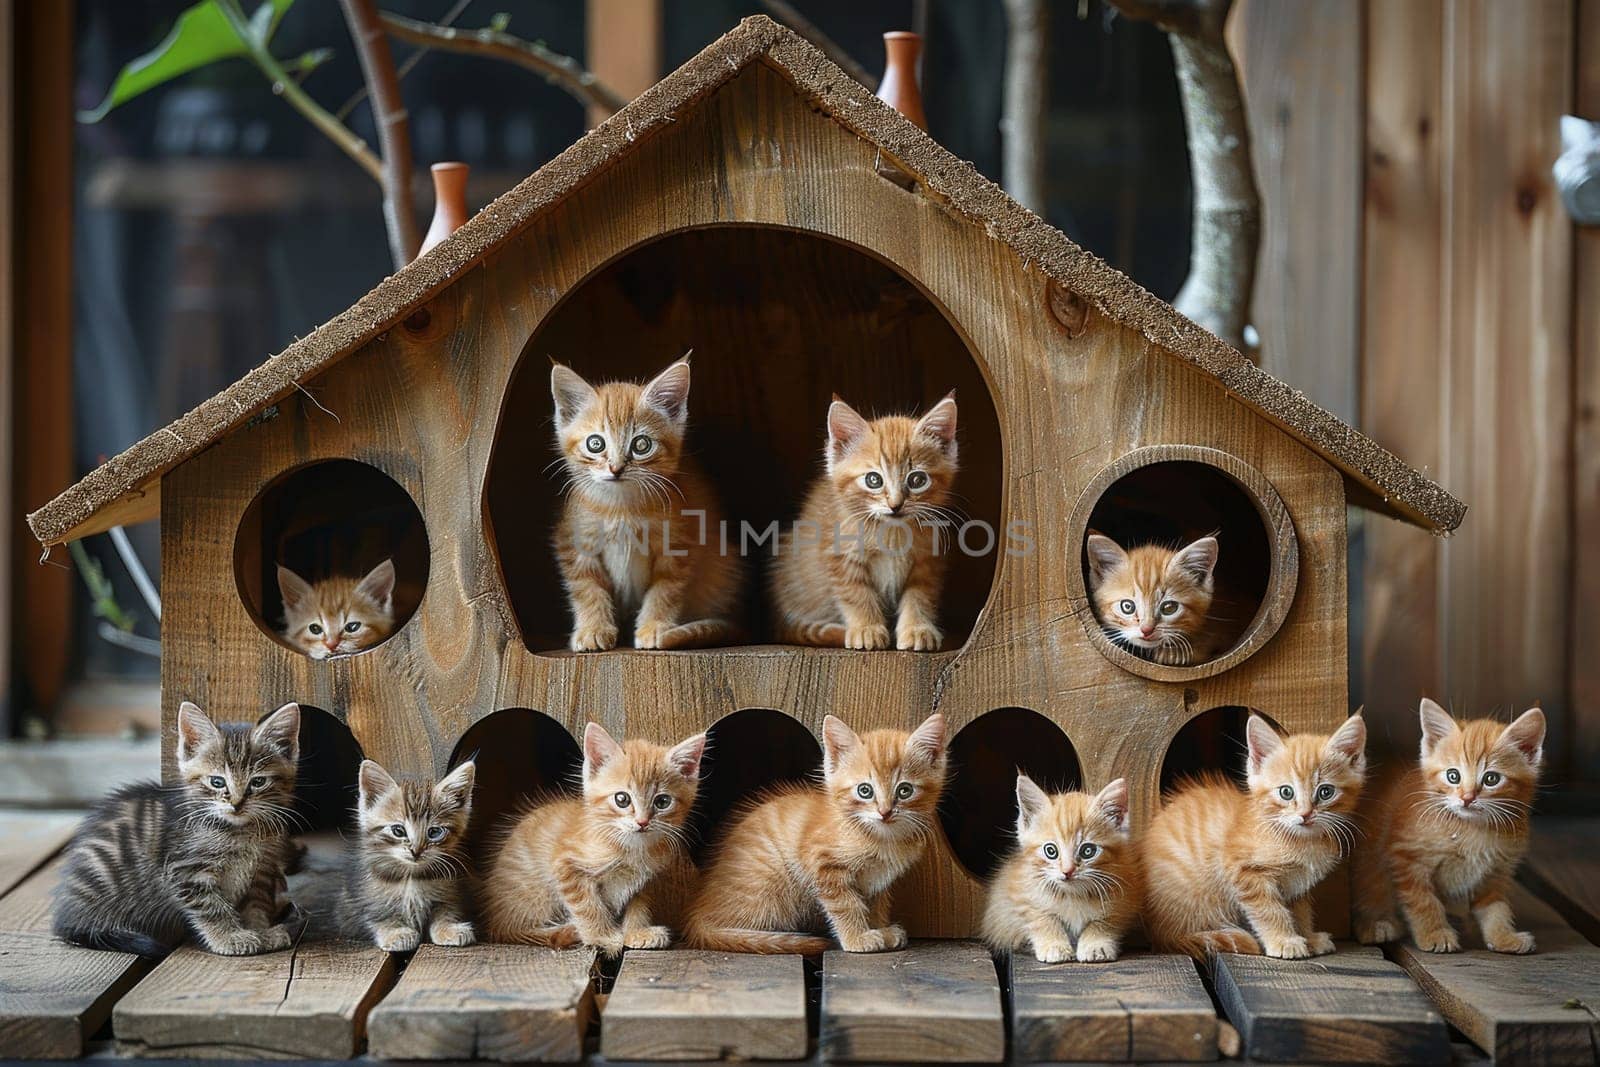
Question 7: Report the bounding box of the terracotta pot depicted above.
[875,31,927,131]
[419,161,470,257]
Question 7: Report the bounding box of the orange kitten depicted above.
[982,776,1141,963]
[771,395,959,650]
[278,559,396,658]
[1085,533,1218,665]
[479,723,704,955]
[551,358,742,651]
[1143,713,1366,959]
[683,713,946,953]
[1352,699,1544,954]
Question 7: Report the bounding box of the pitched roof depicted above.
[28,14,1464,546]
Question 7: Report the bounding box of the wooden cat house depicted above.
[28,16,1463,937]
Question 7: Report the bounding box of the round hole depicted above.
[1068,447,1298,681]
[938,708,1081,879]
[1159,705,1283,796]
[234,459,429,659]
[688,708,821,863]
[449,709,584,865]
[483,224,1004,652]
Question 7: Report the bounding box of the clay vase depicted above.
[419,161,470,257]
[875,31,927,131]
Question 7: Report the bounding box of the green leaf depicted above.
[489,12,512,33]
[283,47,334,78]
[78,0,296,123]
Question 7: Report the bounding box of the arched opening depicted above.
[1160,705,1284,796]
[939,708,1081,879]
[234,459,429,658]
[1073,448,1297,680]
[448,709,584,865]
[687,708,821,864]
[271,703,365,833]
[483,225,1004,652]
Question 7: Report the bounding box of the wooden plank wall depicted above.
[1241,1,1587,781]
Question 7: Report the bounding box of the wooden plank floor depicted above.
[1008,953,1217,1062]
[1212,944,1450,1064]
[819,940,1004,1063]
[111,839,395,1060]
[1388,884,1600,1067]
[0,859,151,1060]
[601,949,807,1061]
[368,944,597,1062]
[1521,816,1600,946]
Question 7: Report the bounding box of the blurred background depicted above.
[1,1,1595,803]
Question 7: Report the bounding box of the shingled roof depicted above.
[28,14,1464,547]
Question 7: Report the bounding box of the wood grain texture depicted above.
[0,859,151,1060]
[819,940,1003,1063]
[1389,885,1600,1066]
[601,949,807,1061]
[366,944,596,1062]
[1573,0,1600,784]
[1521,816,1600,946]
[112,837,394,1059]
[0,811,77,898]
[157,60,1353,936]
[1212,944,1449,1064]
[1008,953,1217,1063]
[1230,0,1363,423]
[1359,0,1446,757]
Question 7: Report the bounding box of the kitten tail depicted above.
[655,619,739,650]
[54,924,172,959]
[684,925,833,955]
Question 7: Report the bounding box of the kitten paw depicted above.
[376,927,422,953]
[840,926,902,952]
[1486,929,1536,954]
[633,622,667,650]
[570,623,619,652]
[879,924,908,950]
[895,622,943,652]
[430,920,476,947]
[591,932,627,957]
[624,925,674,950]
[1076,938,1120,963]
[1415,926,1462,953]
[209,930,266,956]
[544,925,584,949]
[844,623,891,650]
[1032,938,1073,964]
[1356,918,1401,944]
[1306,932,1336,956]
[1265,935,1311,960]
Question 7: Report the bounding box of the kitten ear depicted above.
[826,398,870,468]
[356,558,396,608]
[1094,777,1131,833]
[641,358,692,423]
[1244,714,1284,776]
[550,363,597,427]
[1418,698,1458,758]
[583,722,623,778]
[914,392,958,452]
[1014,773,1048,833]
[177,701,221,763]
[1169,536,1220,586]
[1326,711,1368,772]
[358,759,398,808]
[1085,533,1127,586]
[821,715,861,776]
[253,702,302,763]
[905,712,947,767]
[435,760,477,808]
[277,565,313,611]
[1497,707,1546,768]
[667,733,707,780]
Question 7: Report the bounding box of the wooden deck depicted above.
[0,821,1595,1064]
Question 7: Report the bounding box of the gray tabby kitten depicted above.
[52,701,302,957]
[341,758,477,951]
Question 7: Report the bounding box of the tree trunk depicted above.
[1001,0,1049,214]
[340,0,419,268]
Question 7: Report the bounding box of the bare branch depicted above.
[379,12,628,117]
[757,0,875,89]
[1108,0,1259,353]
[1001,0,1049,213]
[339,0,419,268]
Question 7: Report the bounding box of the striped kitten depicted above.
[342,759,477,951]
[52,701,302,957]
